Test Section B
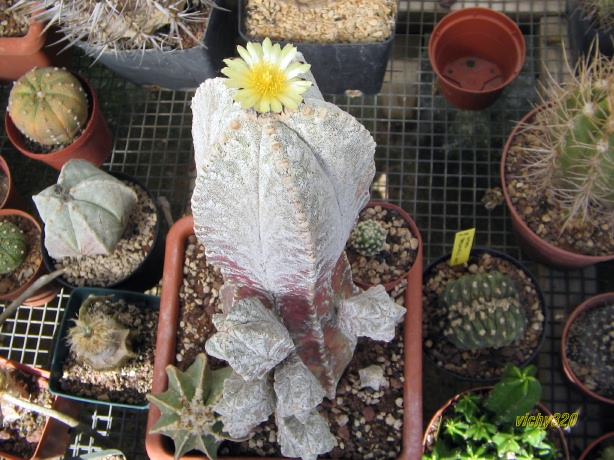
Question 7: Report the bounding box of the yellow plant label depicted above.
[450,228,476,266]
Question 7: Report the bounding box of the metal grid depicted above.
[0,0,613,458]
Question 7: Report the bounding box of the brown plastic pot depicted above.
[351,201,421,292]
[423,387,570,459]
[561,292,614,405]
[500,105,614,270]
[579,431,614,460]
[5,72,112,170]
[428,7,526,110]
[0,209,60,306]
[0,356,80,460]
[0,155,25,211]
[145,214,424,459]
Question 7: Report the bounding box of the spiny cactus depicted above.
[147,353,236,460]
[349,219,387,257]
[580,0,614,30]
[520,53,614,226]
[7,67,88,146]
[190,43,406,459]
[440,271,527,351]
[11,0,216,57]
[66,294,134,371]
[32,159,138,259]
[0,221,26,275]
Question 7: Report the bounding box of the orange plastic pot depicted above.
[0,155,25,211]
[500,105,614,270]
[5,72,112,170]
[0,356,79,460]
[561,292,614,405]
[428,7,526,110]
[146,215,424,459]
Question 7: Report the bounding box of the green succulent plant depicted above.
[147,353,236,460]
[423,364,560,460]
[7,67,89,146]
[580,0,614,30]
[0,221,27,275]
[66,294,134,372]
[350,219,387,257]
[440,271,527,351]
[598,445,614,460]
[519,52,614,227]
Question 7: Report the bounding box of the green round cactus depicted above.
[440,271,527,351]
[527,54,614,224]
[580,0,614,30]
[350,220,387,257]
[0,221,27,275]
[7,67,89,146]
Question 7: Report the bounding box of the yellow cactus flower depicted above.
[222,38,312,113]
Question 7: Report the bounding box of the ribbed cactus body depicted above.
[350,219,387,257]
[441,271,527,351]
[33,159,138,259]
[8,67,88,146]
[0,221,26,275]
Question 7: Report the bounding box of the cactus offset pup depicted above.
[349,219,387,257]
[8,67,88,147]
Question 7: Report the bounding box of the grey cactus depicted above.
[0,221,26,275]
[32,159,138,259]
[189,49,407,459]
[349,219,387,257]
[440,271,527,351]
[7,67,88,146]
[66,294,134,371]
[147,353,236,460]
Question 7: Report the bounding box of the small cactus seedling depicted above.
[66,294,133,371]
[0,221,26,275]
[440,271,527,351]
[7,67,89,146]
[32,159,138,259]
[147,353,236,460]
[349,219,387,257]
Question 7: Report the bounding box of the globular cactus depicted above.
[349,219,387,257]
[32,159,138,259]
[147,353,236,460]
[7,67,88,146]
[440,271,527,351]
[191,42,406,460]
[0,221,26,275]
[66,294,133,371]
[579,0,614,30]
[523,54,614,225]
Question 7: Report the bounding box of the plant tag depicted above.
[450,228,475,266]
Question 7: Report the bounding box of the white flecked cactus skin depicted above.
[191,67,406,459]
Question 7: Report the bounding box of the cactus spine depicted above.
[580,0,614,30]
[0,221,27,275]
[32,159,138,259]
[349,219,387,257]
[8,67,88,146]
[522,53,614,225]
[190,51,406,459]
[66,294,133,371]
[441,271,527,351]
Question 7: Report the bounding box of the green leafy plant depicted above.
[349,219,387,257]
[0,221,26,275]
[440,271,527,351]
[7,67,89,146]
[423,364,560,460]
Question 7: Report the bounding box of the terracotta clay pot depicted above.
[0,155,25,211]
[579,432,614,460]
[561,292,614,405]
[423,387,570,460]
[428,7,526,110]
[0,356,79,460]
[145,215,425,459]
[0,209,60,307]
[500,105,614,270]
[349,201,422,292]
[5,72,112,170]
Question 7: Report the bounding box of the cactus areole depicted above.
[188,42,407,459]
